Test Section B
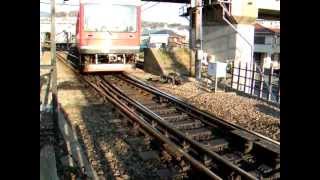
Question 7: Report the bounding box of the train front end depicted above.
[76,0,141,72]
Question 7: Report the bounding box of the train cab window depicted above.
[84,4,137,33]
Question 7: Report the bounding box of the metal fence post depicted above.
[267,63,274,101]
[230,61,234,89]
[259,66,264,98]
[250,63,256,95]
[237,61,241,91]
[244,63,248,93]
[277,72,280,102]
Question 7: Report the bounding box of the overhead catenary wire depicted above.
[40,1,79,6]
[142,2,160,12]
[141,2,151,7]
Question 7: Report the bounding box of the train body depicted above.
[76,0,141,72]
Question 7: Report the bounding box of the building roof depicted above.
[269,28,280,33]
[151,29,184,37]
[254,23,280,34]
[141,29,158,36]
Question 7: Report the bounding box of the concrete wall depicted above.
[144,48,165,76]
[231,0,258,24]
[203,24,254,66]
[203,25,236,62]
[144,48,195,76]
[201,23,255,93]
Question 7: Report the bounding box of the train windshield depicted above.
[84,4,137,32]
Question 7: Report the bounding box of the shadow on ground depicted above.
[58,65,159,179]
[58,80,86,90]
[255,104,280,119]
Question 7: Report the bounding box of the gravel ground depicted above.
[56,53,163,179]
[128,69,280,142]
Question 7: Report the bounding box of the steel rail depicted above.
[122,73,280,146]
[100,75,258,180]
[85,76,223,180]
[56,53,222,179]
[56,53,279,179]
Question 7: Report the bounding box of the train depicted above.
[76,0,141,72]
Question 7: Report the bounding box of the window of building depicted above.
[254,36,265,44]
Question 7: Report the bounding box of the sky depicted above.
[40,0,189,25]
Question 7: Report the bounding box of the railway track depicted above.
[56,52,186,179]
[57,51,280,179]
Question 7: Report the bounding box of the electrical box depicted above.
[208,62,227,77]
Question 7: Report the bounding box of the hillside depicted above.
[142,21,188,30]
[40,11,78,17]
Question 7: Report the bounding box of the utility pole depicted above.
[189,2,193,76]
[194,0,203,80]
[51,0,56,93]
[51,0,58,128]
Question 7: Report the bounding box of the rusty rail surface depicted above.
[56,51,280,179]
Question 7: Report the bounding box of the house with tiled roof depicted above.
[142,29,187,48]
[150,29,186,48]
[254,23,280,69]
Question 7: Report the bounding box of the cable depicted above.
[141,2,151,7]
[40,1,79,6]
[142,2,160,12]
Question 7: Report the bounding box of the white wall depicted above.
[256,0,280,11]
[149,34,169,45]
[234,24,255,66]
